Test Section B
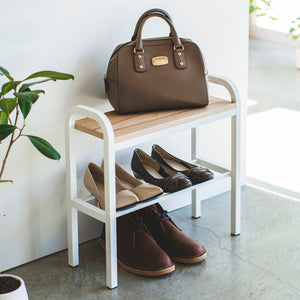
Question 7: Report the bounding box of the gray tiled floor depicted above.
[9,186,300,299]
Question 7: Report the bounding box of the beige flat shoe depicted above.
[114,163,163,201]
[84,163,139,210]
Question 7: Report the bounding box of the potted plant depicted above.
[289,17,300,69]
[0,274,28,300]
[0,66,74,299]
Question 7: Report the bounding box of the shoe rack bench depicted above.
[65,74,241,289]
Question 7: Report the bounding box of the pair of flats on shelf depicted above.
[101,203,207,276]
[84,145,214,210]
[131,144,214,193]
[84,162,162,210]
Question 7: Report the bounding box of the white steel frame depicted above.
[65,73,241,289]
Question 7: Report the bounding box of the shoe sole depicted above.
[118,259,175,277]
[100,239,175,277]
[172,252,206,264]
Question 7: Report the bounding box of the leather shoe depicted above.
[138,203,206,264]
[84,162,139,210]
[112,162,163,201]
[131,149,192,193]
[101,212,175,276]
[151,144,214,185]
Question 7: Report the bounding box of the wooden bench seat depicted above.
[75,96,236,143]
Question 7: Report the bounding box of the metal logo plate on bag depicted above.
[152,56,168,66]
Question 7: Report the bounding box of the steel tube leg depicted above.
[231,114,241,236]
[66,114,79,267]
[191,127,201,218]
[103,124,118,289]
[192,189,201,218]
[105,215,117,289]
[68,207,79,266]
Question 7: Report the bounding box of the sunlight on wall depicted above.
[247,107,300,193]
[247,99,258,107]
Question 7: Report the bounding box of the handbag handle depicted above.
[133,14,186,72]
[135,14,183,51]
[131,8,173,41]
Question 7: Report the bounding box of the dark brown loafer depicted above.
[138,203,206,264]
[151,144,214,185]
[131,149,192,193]
[101,213,175,276]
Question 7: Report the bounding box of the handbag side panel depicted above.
[106,43,130,113]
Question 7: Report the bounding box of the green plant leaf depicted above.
[249,5,255,14]
[290,27,296,33]
[18,100,32,119]
[0,81,14,97]
[0,111,8,125]
[0,179,13,183]
[19,79,51,92]
[14,92,39,103]
[14,92,39,119]
[0,124,17,141]
[0,66,10,76]
[31,90,45,95]
[26,135,61,160]
[13,81,21,88]
[0,98,16,115]
[0,66,14,81]
[19,87,31,93]
[25,71,74,81]
[249,5,261,14]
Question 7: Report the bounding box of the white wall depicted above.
[0,0,248,271]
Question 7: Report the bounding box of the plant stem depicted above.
[0,91,20,180]
[13,124,25,143]
[0,132,16,180]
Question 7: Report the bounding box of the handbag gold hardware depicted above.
[133,47,145,54]
[173,45,185,51]
[152,56,168,66]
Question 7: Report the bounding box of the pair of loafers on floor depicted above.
[84,144,214,210]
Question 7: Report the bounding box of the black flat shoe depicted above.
[131,149,192,193]
[151,144,214,185]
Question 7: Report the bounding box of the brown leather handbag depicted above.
[105,9,209,114]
